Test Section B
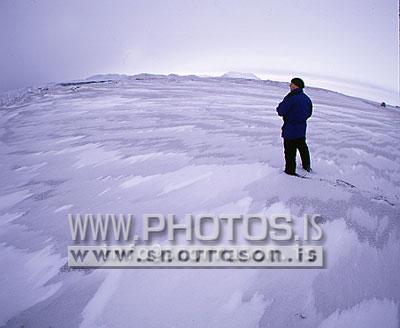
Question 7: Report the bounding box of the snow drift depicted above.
[0,73,399,327]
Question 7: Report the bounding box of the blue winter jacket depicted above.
[276,88,312,139]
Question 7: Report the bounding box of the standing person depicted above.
[276,77,312,176]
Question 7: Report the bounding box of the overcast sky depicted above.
[0,0,398,104]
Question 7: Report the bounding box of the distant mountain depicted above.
[221,71,260,80]
[87,73,128,81]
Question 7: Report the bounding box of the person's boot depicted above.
[284,170,297,176]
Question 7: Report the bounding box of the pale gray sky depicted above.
[0,0,398,104]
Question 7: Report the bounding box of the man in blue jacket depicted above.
[276,77,312,176]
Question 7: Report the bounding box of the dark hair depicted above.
[291,77,305,89]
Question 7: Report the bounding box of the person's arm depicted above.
[276,96,292,117]
[307,99,313,118]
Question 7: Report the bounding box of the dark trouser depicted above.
[283,137,311,174]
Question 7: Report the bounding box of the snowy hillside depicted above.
[0,74,399,327]
[221,71,261,80]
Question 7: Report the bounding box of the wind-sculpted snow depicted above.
[0,74,399,327]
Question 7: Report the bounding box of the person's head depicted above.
[290,77,305,91]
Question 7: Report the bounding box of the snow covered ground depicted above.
[0,74,399,327]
